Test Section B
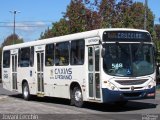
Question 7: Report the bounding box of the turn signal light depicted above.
[147,93,155,97]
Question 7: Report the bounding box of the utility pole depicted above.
[9,10,20,44]
[144,0,148,30]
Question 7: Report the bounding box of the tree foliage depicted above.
[40,0,156,40]
[154,24,160,51]
[155,24,160,40]
[1,34,24,47]
[0,34,24,75]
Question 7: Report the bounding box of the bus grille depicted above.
[123,92,142,97]
[115,79,148,85]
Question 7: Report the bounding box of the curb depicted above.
[0,96,8,100]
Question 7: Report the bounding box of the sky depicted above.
[0,0,159,45]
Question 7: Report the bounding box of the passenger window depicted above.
[70,40,85,65]
[45,44,54,66]
[3,50,10,68]
[30,47,34,67]
[19,47,30,67]
[55,42,69,66]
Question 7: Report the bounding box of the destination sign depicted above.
[103,31,151,42]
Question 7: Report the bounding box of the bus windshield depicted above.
[103,43,155,77]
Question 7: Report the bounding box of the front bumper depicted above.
[102,87,156,103]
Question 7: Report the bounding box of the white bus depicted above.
[2,28,156,107]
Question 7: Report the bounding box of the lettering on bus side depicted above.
[3,70,9,79]
[54,68,72,80]
[88,39,99,43]
[86,38,99,45]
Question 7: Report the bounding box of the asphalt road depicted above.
[0,83,160,120]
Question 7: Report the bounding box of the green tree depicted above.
[65,0,86,33]
[40,0,155,39]
[40,0,100,39]
[115,0,133,27]
[98,0,116,28]
[64,0,100,33]
[155,24,160,40]
[0,34,24,60]
[51,18,70,36]
[40,19,70,39]
[1,34,24,47]
[154,24,160,51]
[0,34,24,79]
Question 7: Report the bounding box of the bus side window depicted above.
[30,47,34,67]
[3,50,10,68]
[18,49,21,67]
[70,39,85,65]
[45,44,54,66]
[19,47,30,67]
[55,42,69,66]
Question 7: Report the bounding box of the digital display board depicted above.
[103,31,151,42]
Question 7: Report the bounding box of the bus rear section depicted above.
[2,50,12,91]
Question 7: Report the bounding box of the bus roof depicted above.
[3,28,149,50]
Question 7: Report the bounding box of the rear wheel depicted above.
[22,82,30,100]
[71,86,84,107]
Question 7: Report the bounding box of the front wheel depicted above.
[71,86,84,107]
[22,82,30,101]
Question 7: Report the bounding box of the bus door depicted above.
[36,51,44,93]
[88,45,101,100]
[11,50,18,90]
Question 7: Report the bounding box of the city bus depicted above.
[2,28,156,107]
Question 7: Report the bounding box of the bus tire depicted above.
[72,86,84,107]
[70,89,75,106]
[22,82,30,101]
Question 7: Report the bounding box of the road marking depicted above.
[0,95,8,99]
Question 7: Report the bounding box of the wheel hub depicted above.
[23,86,28,97]
[75,90,82,101]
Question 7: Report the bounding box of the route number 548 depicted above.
[112,63,123,69]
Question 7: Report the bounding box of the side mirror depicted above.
[101,47,105,58]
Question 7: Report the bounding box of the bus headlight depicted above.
[107,82,118,91]
[146,80,156,89]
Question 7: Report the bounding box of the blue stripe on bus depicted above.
[102,87,156,103]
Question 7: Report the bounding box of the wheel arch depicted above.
[21,79,31,101]
[21,79,28,92]
[69,81,84,107]
[70,82,81,92]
